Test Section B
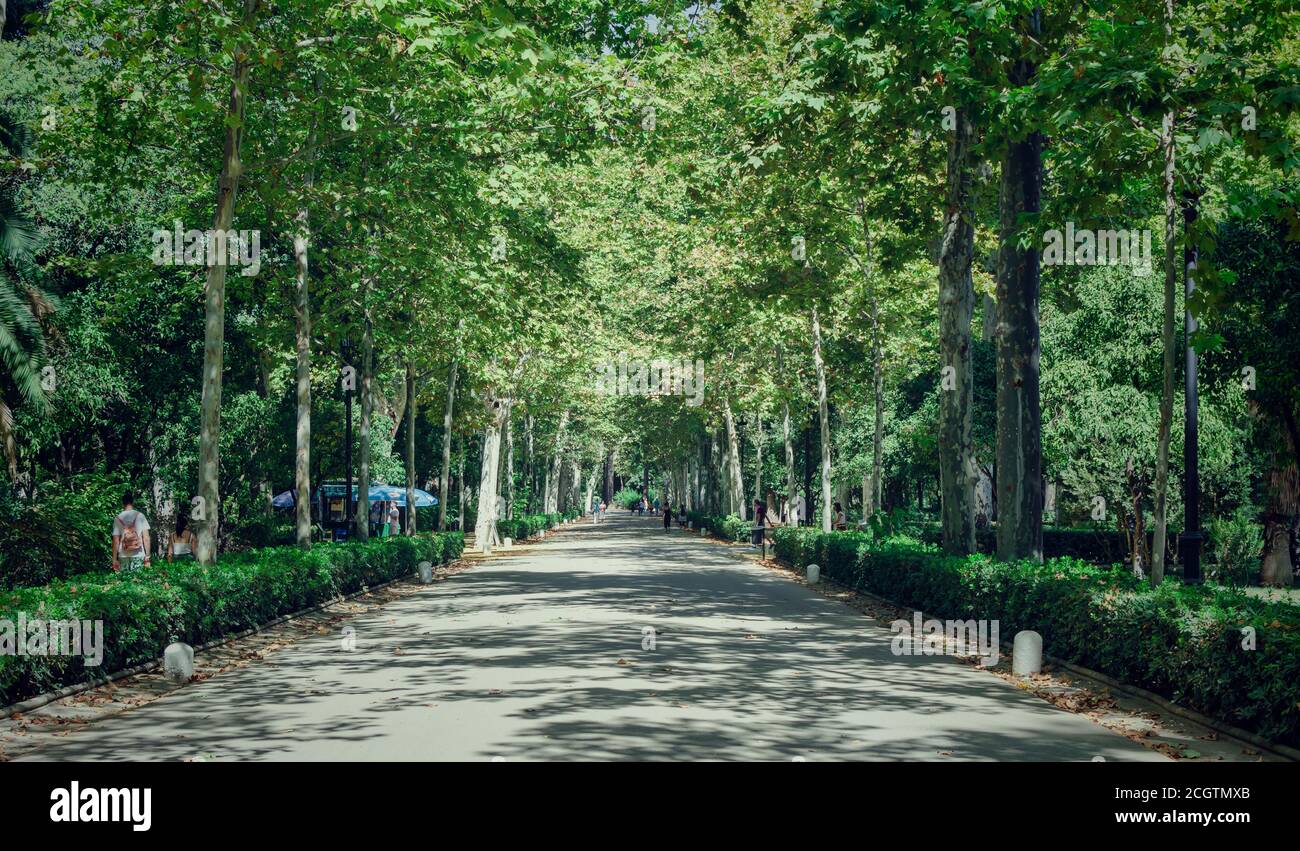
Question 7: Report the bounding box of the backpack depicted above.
[118,510,142,553]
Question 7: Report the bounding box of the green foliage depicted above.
[613,488,644,509]
[0,531,465,707]
[496,512,564,541]
[687,512,753,542]
[1206,509,1262,587]
[764,526,1300,745]
[0,473,126,587]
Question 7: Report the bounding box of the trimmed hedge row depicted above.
[686,511,751,542]
[699,518,1300,745]
[496,512,567,542]
[917,521,1171,567]
[0,531,465,708]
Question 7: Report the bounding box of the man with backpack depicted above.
[112,491,152,572]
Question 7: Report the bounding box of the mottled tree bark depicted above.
[1151,5,1178,587]
[811,307,833,533]
[354,311,374,542]
[994,23,1045,563]
[195,0,259,564]
[436,358,458,531]
[405,360,417,535]
[938,108,979,555]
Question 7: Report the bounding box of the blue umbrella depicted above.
[365,485,437,507]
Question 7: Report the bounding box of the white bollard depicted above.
[417,560,434,584]
[1012,630,1042,676]
[806,563,820,584]
[502,537,513,550]
[163,642,195,684]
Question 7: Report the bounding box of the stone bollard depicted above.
[1012,630,1042,676]
[163,642,195,684]
[502,537,513,550]
[417,560,434,584]
[806,563,820,584]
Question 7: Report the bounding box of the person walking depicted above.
[111,491,152,573]
[751,498,768,548]
[387,501,401,537]
[663,501,672,532]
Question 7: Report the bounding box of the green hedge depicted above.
[496,512,568,542]
[0,531,465,708]
[762,524,1300,745]
[918,521,1172,567]
[686,511,751,542]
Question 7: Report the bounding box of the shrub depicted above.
[0,475,127,588]
[495,513,565,542]
[0,531,465,708]
[1206,509,1261,587]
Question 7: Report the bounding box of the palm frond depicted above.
[0,195,41,261]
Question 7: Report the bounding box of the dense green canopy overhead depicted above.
[1,0,1297,585]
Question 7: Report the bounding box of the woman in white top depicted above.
[168,513,196,562]
[387,501,401,537]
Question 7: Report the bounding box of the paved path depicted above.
[16,512,1162,761]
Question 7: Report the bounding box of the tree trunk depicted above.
[1261,515,1295,587]
[292,122,315,550]
[473,393,507,553]
[994,17,1045,562]
[724,401,746,519]
[777,349,797,518]
[752,415,763,508]
[583,466,598,515]
[405,360,417,535]
[712,433,722,511]
[544,409,569,513]
[456,444,466,532]
[938,107,979,555]
[524,411,535,512]
[603,446,614,504]
[195,0,258,564]
[354,312,373,541]
[505,412,514,519]
[437,358,458,531]
[1151,8,1177,587]
[811,307,833,532]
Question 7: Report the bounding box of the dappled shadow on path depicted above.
[16,513,1161,762]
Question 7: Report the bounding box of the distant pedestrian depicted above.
[663,502,672,531]
[168,512,196,563]
[112,491,152,572]
[387,501,401,537]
